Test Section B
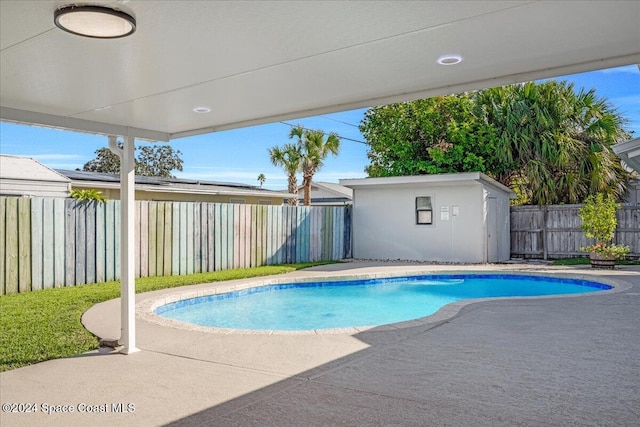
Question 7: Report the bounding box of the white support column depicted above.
[108,135,139,354]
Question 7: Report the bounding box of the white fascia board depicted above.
[0,107,169,142]
[71,181,121,190]
[341,172,515,197]
[341,173,483,188]
[476,173,516,197]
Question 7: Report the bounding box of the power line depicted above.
[279,121,368,145]
[318,115,360,128]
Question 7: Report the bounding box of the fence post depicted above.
[542,205,548,260]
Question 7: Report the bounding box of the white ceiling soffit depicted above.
[1,1,639,141]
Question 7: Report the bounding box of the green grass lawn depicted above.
[0,262,334,372]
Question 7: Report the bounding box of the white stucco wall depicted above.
[343,173,514,264]
[350,183,487,262]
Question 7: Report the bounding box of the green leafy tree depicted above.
[578,193,629,259]
[83,143,184,178]
[360,95,503,178]
[361,82,632,205]
[135,145,184,178]
[269,143,302,206]
[290,125,340,206]
[82,147,120,174]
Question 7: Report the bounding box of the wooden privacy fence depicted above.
[0,197,352,295]
[510,204,639,259]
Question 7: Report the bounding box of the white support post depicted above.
[108,135,139,354]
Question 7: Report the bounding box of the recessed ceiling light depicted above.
[437,54,463,66]
[193,106,211,113]
[54,5,136,39]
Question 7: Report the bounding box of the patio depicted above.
[2,261,639,426]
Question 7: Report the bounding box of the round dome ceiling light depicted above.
[437,54,463,66]
[54,5,136,39]
[193,106,212,114]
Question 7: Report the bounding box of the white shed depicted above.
[0,155,71,198]
[341,173,516,263]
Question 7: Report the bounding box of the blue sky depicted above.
[1,65,638,190]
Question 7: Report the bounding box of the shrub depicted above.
[579,193,629,259]
[70,188,106,202]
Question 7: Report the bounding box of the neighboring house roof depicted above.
[0,154,70,183]
[311,182,353,199]
[297,181,353,205]
[56,169,294,199]
[613,137,640,175]
[0,154,71,197]
[341,172,517,198]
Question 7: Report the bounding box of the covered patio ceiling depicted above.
[1,0,639,142]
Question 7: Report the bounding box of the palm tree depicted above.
[474,81,631,204]
[289,125,340,206]
[257,173,266,187]
[268,143,301,206]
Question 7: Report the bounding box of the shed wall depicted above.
[352,183,486,262]
[483,184,512,262]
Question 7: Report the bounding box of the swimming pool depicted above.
[154,274,612,332]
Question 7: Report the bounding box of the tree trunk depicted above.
[287,174,298,206]
[302,172,313,206]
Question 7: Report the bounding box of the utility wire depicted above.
[279,121,368,145]
[318,115,360,128]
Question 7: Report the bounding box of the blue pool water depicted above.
[155,274,611,331]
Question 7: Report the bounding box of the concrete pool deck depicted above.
[1,261,639,426]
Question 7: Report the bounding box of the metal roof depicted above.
[57,169,294,197]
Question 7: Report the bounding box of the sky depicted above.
[1,64,638,190]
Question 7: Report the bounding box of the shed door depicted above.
[487,197,498,262]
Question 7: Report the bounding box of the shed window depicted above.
[258,200,272,205]
[416,196,433,225]
[229,198,245,204]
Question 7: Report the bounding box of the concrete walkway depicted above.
[1,262,639,426]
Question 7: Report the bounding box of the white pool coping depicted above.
[137,269,632,336]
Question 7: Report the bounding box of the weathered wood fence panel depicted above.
[511,204,639,259]
[0,197,352,294]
